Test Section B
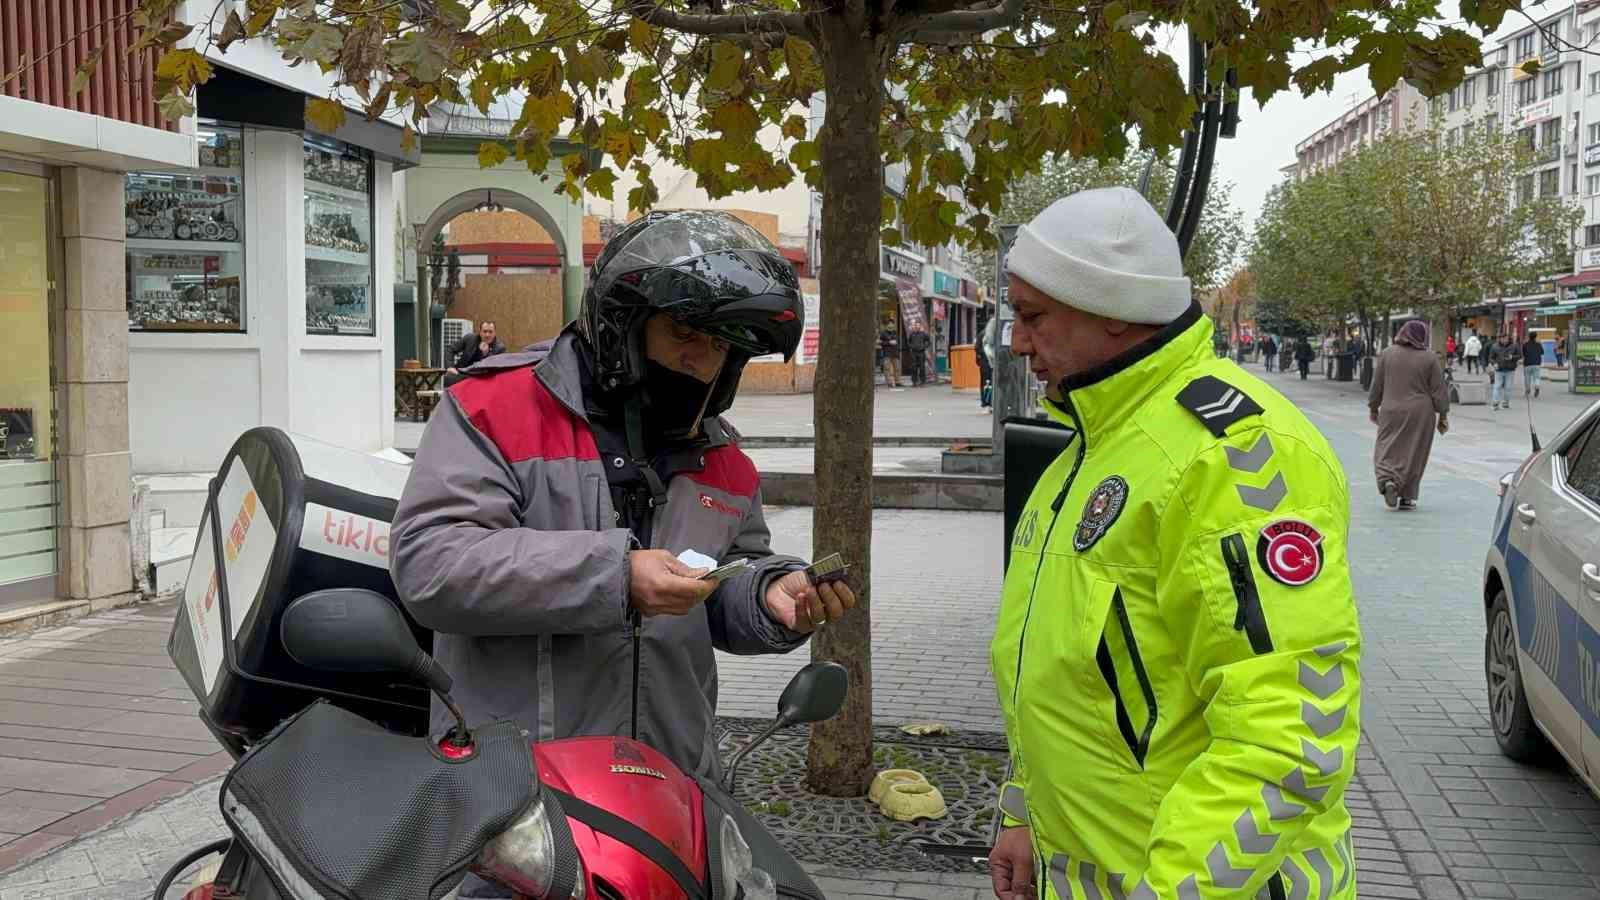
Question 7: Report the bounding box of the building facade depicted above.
[1287,83,1429,180]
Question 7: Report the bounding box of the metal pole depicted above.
[413,224,433,367]
[991,225,1029,456]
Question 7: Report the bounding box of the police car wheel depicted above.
[1486,590,1552,763]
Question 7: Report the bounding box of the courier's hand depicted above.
[1438,416,1450,435]
[628,550,715,616]
[989,827,1035,900]
[764,568,856,633]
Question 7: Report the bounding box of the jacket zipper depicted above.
[1013,398,1086,705]
[1221,533,1274,654]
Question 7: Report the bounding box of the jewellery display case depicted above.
[304,137,375,335]
[126,124,246,331]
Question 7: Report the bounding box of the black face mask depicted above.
[641,361,716,440]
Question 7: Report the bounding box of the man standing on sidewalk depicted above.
[1522,332,1545,400]
[1261,334,1278,372]
[906,324,931,387]
[878,321,902,388]
[1490,332,1520,410]
[987,187,1361,900]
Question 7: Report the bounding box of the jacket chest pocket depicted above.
[1028,576,1158,772]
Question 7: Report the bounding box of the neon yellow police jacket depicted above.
[992,305,1362,900]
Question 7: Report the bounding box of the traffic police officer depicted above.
[988,188,1362,900]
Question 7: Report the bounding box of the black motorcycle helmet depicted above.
[577,210,804,433]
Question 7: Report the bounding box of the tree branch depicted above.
[630,2,814,39]
[898,0,1025,42]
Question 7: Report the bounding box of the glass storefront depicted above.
[0,166,59,599]
[303,136,375,335]
[126,124,246,331]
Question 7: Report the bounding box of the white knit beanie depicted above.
[1005,186,1192,325]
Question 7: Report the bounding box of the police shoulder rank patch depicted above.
[1176,375,1265,437]
[1257,519,1325,586]
[1074,476,1128,552]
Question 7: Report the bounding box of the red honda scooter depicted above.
[152,426,835,900]
[158,588,840,900]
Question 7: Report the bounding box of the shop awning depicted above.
[1555,270,1600,287]
[1531,299,1600,316]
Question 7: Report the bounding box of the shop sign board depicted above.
[1514,98,1557,129]
[933,270,960,298]
[883,248,922,281]
[1576,307,1600,393]
[1586,144,1600,167]
[1582,247,1600,271]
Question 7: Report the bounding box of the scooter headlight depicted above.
[474,797,587,900]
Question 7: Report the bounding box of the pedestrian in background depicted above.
[1262,334,1279,372]
[1557,333,1568,367]
[977,316,994,409]
[906,325,931,387]
[1478,333,1494,378]
[1523,332,1545,400]
[878,321,902,388]
[1295,335,1315,380]
[1369,320,1449,511]
[1464,332,1482,374]
[1490,332,1520,410]
[1445,334,1457,364]
[444,321,505,387]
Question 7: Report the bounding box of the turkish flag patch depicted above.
[1256,519,1325,587]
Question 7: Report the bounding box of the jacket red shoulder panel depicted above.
[448,367,600,464]
[690,444,760,500]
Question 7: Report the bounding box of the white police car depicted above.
[1484,399,1600,779]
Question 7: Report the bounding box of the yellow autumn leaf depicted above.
[155,49,213,89]
[585,168,619,198]
[706,43,744,93]
[306,97,347,134]
[710,101,758,140]
[477,141,510,169]
[628,18,657,55]
[781,115,807,141]
[523,92,574,135]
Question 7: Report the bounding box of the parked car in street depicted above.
[1483,399,1600,787]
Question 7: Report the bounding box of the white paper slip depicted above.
[677,549,719,570]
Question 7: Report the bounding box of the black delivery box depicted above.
[167,427,432,749]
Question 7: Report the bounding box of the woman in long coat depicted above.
[1369,320,1449,510]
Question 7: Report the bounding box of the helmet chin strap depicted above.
[623,396,670,509]
[685,357,725,440]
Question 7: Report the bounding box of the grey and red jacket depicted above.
[390,332,808,779]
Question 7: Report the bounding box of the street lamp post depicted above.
[991,224,1033,455]
[412,223,433,367]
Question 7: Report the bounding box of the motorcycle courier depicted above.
[156,212,843,900]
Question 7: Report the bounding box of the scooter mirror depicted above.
[281,588,429,679]
[776,662,849,726]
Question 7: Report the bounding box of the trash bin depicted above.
[1336,353,1356,382]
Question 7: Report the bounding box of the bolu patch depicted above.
[1073,476,1128,552]
[1257,519,1324,586]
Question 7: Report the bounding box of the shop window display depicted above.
[304,137,375,336]
[126,125,246,331]
[0,168,58,591]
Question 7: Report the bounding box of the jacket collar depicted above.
[1043,302,1209,447]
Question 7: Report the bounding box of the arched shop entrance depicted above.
[403,102,595,365]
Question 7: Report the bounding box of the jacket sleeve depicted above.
[1129,434,1362,899]
[704,488,810,655]
[390,390,634,636]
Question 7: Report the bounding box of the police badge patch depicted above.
[1074,476,1128,551]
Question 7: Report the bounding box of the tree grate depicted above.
[714,717,1007,873]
